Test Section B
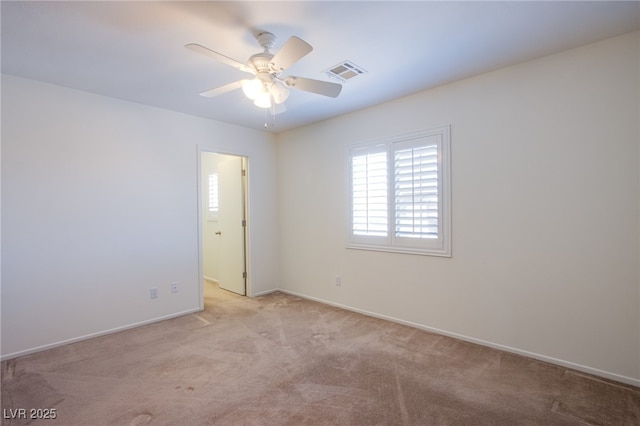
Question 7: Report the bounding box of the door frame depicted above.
[196,145,251,309]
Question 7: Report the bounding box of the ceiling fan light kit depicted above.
[186,31,342,122]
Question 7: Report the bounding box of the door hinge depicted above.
[241,169,246,177]
[242,219,246,227]
[242,272,247,279]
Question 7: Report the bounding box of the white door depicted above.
[216,155,246,295]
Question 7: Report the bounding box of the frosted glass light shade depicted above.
[242,79,262,100]
[270,83,289,104]
[253,91,271,108]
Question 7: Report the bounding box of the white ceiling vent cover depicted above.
[326,61,367,82]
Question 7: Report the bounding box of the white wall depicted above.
[276,32,640,384]
[1,74,279,358]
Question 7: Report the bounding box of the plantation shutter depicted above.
[351,145,388,237]
[347,126,450,257]
[393,136,440,239]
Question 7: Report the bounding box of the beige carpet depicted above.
[2,281,639,425]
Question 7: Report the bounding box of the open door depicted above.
[216,155,247,295]
[200,151,247,297]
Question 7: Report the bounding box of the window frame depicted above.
[207,171,219,221]
[346,126,451,257]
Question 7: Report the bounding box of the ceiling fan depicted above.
[186,32,342,113]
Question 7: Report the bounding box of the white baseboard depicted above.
[275,288,640,388]
[0,307,201,361]
[253,288,279,297]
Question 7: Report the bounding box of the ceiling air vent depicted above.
[326,61,367,82]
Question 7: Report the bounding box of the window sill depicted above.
[346,243,451,258]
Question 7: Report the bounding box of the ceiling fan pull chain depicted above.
[263,107,276,129]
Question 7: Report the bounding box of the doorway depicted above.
[199,150,248,301]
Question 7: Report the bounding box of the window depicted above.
[347,126,451,256]
[207,172,219,221]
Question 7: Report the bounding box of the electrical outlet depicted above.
[150,288,158,299]
[171,282,178,294]
[335,275,342,286]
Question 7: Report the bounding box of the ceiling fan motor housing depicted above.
[248,52,274,74]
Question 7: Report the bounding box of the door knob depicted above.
[215,231,222,235]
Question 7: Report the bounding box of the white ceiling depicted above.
[2,1,639,133]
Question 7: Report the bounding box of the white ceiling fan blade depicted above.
[270,36,313,73]
[185,43,254,74]
[200,80,245,98]
[284,76,342,98]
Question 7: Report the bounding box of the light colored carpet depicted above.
[2,281,639,425]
